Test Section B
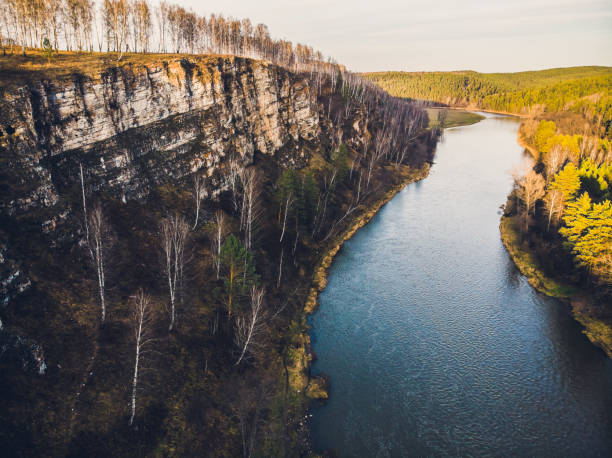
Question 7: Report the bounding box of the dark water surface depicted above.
[309,113,612,457]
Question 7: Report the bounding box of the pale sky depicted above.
[173,0,612,73]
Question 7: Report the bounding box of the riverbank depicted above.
[288,162,431,407]
[425,108,485,128]
[500,214,612,359]
[502,126,612,360]
[516,131,539,159]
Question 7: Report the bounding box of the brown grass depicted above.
[0,47,247,89]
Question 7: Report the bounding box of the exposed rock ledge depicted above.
[0,56,319,219]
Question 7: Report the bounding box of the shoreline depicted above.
[500,214,612,359]
[429,104,528,118]
[288,163,432,407]
[304,162,431,315]
[504,129,611,359]
[516,132,539,159]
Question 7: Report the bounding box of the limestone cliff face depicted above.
[0,56,321,307]
[0,56,319,218]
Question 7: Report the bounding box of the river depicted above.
[308,112,612,457]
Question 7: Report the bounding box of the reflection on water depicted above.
[309,113,612,457]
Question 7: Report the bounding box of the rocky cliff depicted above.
[1,56,318,216]
[0,54,433,455]
[1,56,321,306]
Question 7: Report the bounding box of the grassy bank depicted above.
[500,215,612,359]
[0,49,228,88]
[425,108,484,128]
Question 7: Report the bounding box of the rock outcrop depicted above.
[0,55,323,329]
[0,56,319,219]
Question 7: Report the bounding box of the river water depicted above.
[308,113,612,457]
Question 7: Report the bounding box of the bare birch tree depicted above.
[211,210,226,280]
[103,0,129,56]
[240,168,262,251]
[234,286,266,366]
[279,192,293,244]
[129,288,155,426]
[515,168,546,231]
[88,203,113,323]
[130,0,151,53]
[543,144,567,182]
[79,162,90,248]
[234,378,272,458]
[155,1,168,52]
[228,158,242,212]
[191,174,207,230]
[544,188,564,231]
[159,214,189,331]
[277,248,283,288]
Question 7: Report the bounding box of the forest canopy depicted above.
[363,68,612,140]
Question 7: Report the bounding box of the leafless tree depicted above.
[79,162,90,247]
[279,191,293,244]
[234,377,273,458]
[64,0,95,51]
[313,169,337,238]
[543,144,567,182]
[276,248,284,288]
[191,173,207,230]
[211,210,226,279]
[544,188,564,231]
[227,158,242,212]
[155,1,168,52]
[88,202,113,323]
[240,168,262,251]
[159,213,189,331]
[515,167,546,231]
[130,0,151,53]
[103,0,129,56]
[234,286,266,366]
[129,288,155,426]
[579,135,601,164]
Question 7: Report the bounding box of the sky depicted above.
[173,0,612,73]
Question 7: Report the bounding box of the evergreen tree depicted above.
[219,234,256,318]
[551,163,581,201]
[560,193,612,282]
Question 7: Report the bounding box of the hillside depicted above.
[0,51,436,455]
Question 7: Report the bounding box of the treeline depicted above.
[0,0,336,72]
[364,68,612,139]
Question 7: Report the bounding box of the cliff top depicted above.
[0,49,260,90]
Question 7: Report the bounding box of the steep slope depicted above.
[0,56,318,218]
[0,54,435,455]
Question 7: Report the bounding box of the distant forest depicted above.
[364,68,612,140]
